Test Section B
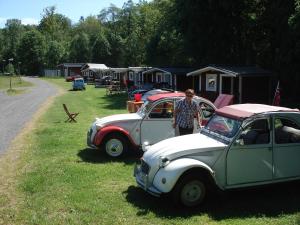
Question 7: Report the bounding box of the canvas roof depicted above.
[147,92,185,102]
[216,104,299,120]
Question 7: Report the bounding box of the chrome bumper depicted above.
[134,164,161,197]
[87,129,97,149]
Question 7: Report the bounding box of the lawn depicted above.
[1,78,300,225]
[0,75,33,90]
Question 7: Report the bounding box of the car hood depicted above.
[95,113,142,127]
[143,133,227,164]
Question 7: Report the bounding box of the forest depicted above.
[0,0,300,104]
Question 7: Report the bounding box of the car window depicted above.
[199,102,215,119]
[239,119,270,145]
[205,114,240,138]
[275,118,300,144]
[148,101,174,119]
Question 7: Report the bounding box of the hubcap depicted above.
[181,180,205,206]
[105,138,123,157]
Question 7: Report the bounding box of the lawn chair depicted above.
[63,104,79,122]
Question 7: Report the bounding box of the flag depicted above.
[272,81,280,106]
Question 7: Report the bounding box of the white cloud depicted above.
[21,18,39,26]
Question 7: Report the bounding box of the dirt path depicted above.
[0,77,58,155]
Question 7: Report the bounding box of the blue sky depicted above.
[0,0,137,28]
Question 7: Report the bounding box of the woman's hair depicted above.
[185,89,195,95]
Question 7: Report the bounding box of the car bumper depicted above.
[134,164,162,197]
[87,129,97,149]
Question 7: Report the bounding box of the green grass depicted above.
[2,78,300,225]
[0,75,33,90]
[6,88,27,95]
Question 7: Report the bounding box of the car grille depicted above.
[141,159,150,175]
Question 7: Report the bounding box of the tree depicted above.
[39,6,71,41]
[91,32,111,63]
[17,30,46,75]
[69,32,90,63]
[2,19,24,62]
[45,40,66,68]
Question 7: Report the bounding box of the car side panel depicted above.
[93,126,139,148]
[152,158,215,193]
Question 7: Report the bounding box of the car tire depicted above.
[172,172,207,207]
[103,133,128,158]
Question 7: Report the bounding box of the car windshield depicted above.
[202,114,241,141]
[137,100,152,116]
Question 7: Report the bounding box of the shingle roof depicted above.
[187,65,272,77]
[143,67,195,75]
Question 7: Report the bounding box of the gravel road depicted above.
[0,77,58,155]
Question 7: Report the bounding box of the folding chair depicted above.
[63,104,79,122]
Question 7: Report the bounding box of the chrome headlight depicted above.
[159,156,170,168]
[142,141,151,152]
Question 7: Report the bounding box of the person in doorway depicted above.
[173,89,201,135]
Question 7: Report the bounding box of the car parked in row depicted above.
[87,92,216,157]
[66,74,82,82]
[72,78,85,90]
[134,104,300,207]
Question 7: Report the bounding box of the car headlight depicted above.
[142,141,151,152]
[159,156,170,168]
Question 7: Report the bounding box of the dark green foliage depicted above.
[1,0,300,103]
[17,30,46,75]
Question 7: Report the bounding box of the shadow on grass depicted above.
[124,180,300,220]
[77,148,142,165]
[99,93,128,110]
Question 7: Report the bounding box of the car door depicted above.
[140,99,175,145]
[226,117,273,185]
[273,114,300,179]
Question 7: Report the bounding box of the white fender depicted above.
[153,158,215,193]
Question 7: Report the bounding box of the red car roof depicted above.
[216,104,300,120]
[147,92,185,102]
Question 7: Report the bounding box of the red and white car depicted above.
[87,92,216,158]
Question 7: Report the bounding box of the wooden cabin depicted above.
[141,67,195,91]
[57,63,84,78]
[81,63,109,83]
[187,65,273,104]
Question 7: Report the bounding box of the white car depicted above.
[87,92,216,157]
[134,104,300,207]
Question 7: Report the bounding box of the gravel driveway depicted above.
[0,77,58,155]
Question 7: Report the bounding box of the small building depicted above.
[81,63,110,82]
[187,65,273,104]
[128,67,152,87]
[57,63,85,78]
[141,67,195,91]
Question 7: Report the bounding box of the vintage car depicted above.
[66,74,82,82]
[87,92,216,157]
[72,78,85,90]
[134,104,300,207]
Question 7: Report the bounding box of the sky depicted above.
[0,0,137,28]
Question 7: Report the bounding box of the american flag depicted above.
[272,81,280,106]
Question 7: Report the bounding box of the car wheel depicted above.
[103,133,128,158]
[172,173,207,207]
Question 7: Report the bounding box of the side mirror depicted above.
[235,139,244,146]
